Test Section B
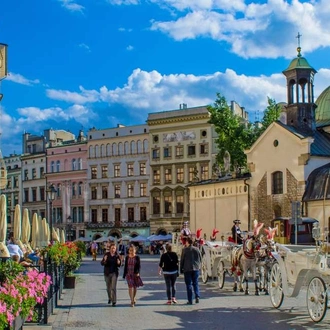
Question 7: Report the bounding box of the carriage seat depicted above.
[228,237,235,243]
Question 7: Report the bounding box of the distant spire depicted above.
[296,32,302,57]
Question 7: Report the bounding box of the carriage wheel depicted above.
[269,262,284,308]
[307,277,327,323]
[201,255,208,284]
[217,261,225,289]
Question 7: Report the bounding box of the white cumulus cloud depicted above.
[6,72,40,86]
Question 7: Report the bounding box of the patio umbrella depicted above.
[31,213,39,249]
[37,215,43,248]
[130,235,147,242]
[60,229,65,243]
[0,194,10,258]
[13,204,25,252]
[75,237,91,242]
[41,218,48,247]
[21,208,32,253]
[95,236,115,243]
[52,227,60,242]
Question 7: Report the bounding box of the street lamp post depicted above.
[47,184,57,243]
[67,216,72,241]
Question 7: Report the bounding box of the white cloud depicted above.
[46,86,99,104]
[107,0,139,5]
[148,0,330,59]
[58,0,84,12]
[79,43,91,52]
[118,27,133,32]
[6,72,40,86]
[126,45,134,51]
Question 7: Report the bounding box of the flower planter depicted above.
[64,276,76,289]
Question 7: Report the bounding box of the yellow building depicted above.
[147,105,218,235]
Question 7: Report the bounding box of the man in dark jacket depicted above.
[180,237,202,304]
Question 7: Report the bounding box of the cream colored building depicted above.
[147,105,218,235]
[86,124,150,239]
[189,176,249,239]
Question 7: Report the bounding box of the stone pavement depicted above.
[45,255,323,330]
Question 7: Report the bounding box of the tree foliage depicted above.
[208,93,258,172]
[208,94,280,173]
[259,97,282,135]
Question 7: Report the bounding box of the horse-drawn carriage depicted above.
[200,223,277,295]
[269,222,330,322]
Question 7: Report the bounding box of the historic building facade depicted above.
[46,130,88,241]
[86,124,150,240]
[147,105,218,235]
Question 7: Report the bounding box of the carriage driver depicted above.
[231,220,243,244]
[180,221,191,245]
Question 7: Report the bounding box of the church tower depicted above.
[282,33,317,134]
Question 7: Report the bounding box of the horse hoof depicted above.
[255,292,260,296]
[245,291,249,295]
[233,287,237,292]
[264,292,269,296]
[240,289,244,293]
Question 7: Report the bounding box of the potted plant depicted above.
[45,242,82,289]
[0,262,51,330]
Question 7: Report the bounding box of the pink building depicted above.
[46,131,88,240]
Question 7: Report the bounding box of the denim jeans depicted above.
[164,273,177,300]
[184,270,200,303]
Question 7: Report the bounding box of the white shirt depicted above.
[7,243,24,258]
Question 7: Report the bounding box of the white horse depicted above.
[231,220,264,295]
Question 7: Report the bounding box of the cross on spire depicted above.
[296,32,302,47]
[296,32,302,57]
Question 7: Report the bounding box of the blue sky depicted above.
[0,0,330,156]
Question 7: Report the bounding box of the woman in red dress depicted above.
[123,245,143,306]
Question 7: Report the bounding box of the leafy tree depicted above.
[208,93,257,172]
[258,97,282,135]
[208,94,281,174]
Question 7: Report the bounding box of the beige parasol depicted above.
[13,204,25,252]
[41,218,48,247]
[21,208,32,253]
[31,213,39,249]
[60,229,66,244]
[0,195,10,258]
[52,227,60,242]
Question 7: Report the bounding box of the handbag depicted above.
[134,274,144,287]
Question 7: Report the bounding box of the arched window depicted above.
[107,143,111,156]
[72,159,76,170]
[101,144,105,157]
[272,171,283,194]
[124,141,129,154]
[95,145,99,158]
[78,158,82,170]
[72,183,76,197]
[118,142,123,155]
[137,140,142,153]
[57,184,61,197]
[89,145,95,158]
[112,143,117,156]
[143,139,148,153]
[131,141,136,154]
[78,182,83,196]
[51,161,55,173]
[56,160,60,172]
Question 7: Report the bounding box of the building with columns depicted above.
[86,124,150,240]
[147,105,219,235]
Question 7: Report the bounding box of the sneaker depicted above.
[108,300,111,304]
[166,300,172,305]
[195,297,200,303]
[172,298,177,304]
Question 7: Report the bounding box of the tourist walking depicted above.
[180,237,202,305]
[101,243,121,306]
[123,245,143,307]
[91,241,98,261]
[158,243,179,305]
